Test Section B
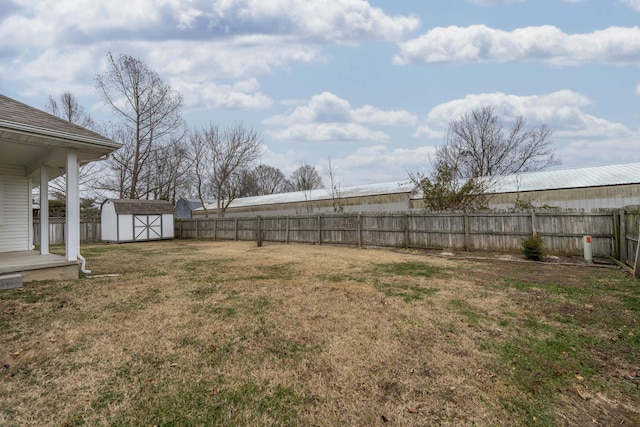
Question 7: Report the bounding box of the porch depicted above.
[0,251,79,283]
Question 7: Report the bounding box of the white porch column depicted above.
[40,166,49,255]
[65,149,80,262]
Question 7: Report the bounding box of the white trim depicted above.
[28,178,33,249]
[0,176,3,226]
[40,167,49,254]
[65,149,79,262]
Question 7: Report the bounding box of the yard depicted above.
[0,240,638,426]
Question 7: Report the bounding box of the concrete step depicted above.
[0,274,23,290]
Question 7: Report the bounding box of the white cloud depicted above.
[175,79,273,110]
[267,123,389,142]
[622,0,640,11]
[263,92,417,142]
[207,0,420,43]
[0,49,102,97]
[412,125,445,139]
[336,144,436,184]
[469,0,524,5]
[0,0,419,51]
[557,134,640,166]
[0,0,419,106]
[1,38,324,108]
[352,105,418,126]
[265,92,416,126]
[424,90,631,140]
[394,25,640,65]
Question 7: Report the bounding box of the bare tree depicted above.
[45,92,96,130]
[96,52,185,199]
[191,122,262,217]
[188,127,214,217]
[441,106,558,179]
[286,164,324,192]
[146,139,192,203]
[97,123,136,199]
[43,91,102,201]
[324,156,343,212]
[252,164,288,195]
[411,106,559,211]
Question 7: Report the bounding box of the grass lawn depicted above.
[1,240,638,426]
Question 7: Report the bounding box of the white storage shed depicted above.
[101,199,174,243]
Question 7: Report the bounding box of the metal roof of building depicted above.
[195,163,639,211]
[489,162,640,194]
[200,180,415,210]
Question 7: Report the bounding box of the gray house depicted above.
[175,197,215,219]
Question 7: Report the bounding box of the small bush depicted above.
[522,234,544,261]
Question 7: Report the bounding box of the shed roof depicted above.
[105,199,174,215]
[200,180,415,211]
[489,162,640,194]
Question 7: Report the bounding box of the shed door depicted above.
[133,215,162,241]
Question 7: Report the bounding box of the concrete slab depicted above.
[0,273,23,290]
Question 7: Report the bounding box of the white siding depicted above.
[0,165,30,252]
[162,214,174,238]
[118,214,134,241]
[101,201,118,241]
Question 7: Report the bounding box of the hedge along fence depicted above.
[175,210,619,258]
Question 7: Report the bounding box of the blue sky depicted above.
[2,0,640,187]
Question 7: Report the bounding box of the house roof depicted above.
[178,198,216,210]
[105,199,174,215]
[489,162,640,194]
[0,94,121,177]
[0,94,118,147]
[199,180,415,211]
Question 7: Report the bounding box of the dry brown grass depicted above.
[0,240,638,426]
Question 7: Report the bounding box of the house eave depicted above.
[0,119,122,152]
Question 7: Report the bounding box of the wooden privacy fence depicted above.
[619,208,640,277]
[175,211,620,258]
[33,218,101,245]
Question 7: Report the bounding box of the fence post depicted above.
[634,225,640,279]
[358,214,362,248]
[257,217,262,242]
[213,218,217,241]
[463,213,470,251]
[286,217,290,243]
[531,210,537,236]
[317,215,322,245]
[612,211,620,260]
[235,218,238,241]
[620,209,627,264]
[196,219,199,240]
[404,214,409,249]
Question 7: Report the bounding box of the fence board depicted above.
[624,208,640,274]
[33,219,101,245]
